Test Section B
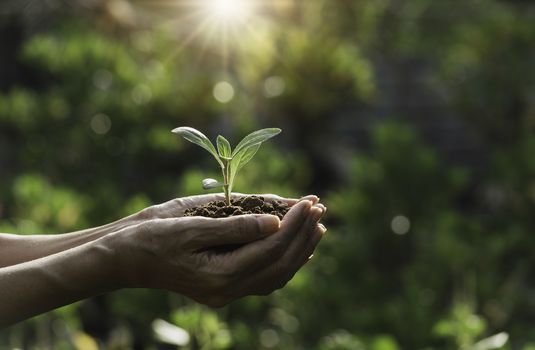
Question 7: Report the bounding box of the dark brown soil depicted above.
[184,195,289,219]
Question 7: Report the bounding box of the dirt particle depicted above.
[184,195,289,218]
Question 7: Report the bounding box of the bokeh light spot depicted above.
[391,215,410,235]
[131,84,152,105]
[92,69,113,90]
[213,81,235,103]
[263,76,286,98]
[90,113,112,135]
[259,329,280,348]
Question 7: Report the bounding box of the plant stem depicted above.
[222,159,231,206]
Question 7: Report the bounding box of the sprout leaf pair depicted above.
[172,126,281,206]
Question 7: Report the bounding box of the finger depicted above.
[273,224,325,288]
[297,223,326,268]
[277,224,325,287]
[298,195,320,205]
[273,205,325,276]
[315,203,326,211]
[183,214,281,247]
[237,207,326,296]
[286,205,325,257]
[280,195,320,207]
[230,224,325,298]
[225,200,313,272]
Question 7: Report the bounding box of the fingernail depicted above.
[300,195,318,203]
[314,204,326,214]
[258,215,280,234]
[299,199,313,212]
[308,254,314,260]
[318,223,327,234]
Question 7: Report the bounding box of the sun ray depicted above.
[133,0,298,84]
[161,17,214,66]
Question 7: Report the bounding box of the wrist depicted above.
[102,225,150,289]
[0,234,124,327]
[91,234,125,291]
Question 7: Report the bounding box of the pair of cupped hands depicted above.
[111,193,326,307]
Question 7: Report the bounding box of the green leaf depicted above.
[227,143,260,193]
[216,135,232,159]
[236,143,260,172]
[232,128,281,157]
[172,127,223,167]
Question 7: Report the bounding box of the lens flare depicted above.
[207,0,252,21]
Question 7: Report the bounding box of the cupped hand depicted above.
[112,197,326,307]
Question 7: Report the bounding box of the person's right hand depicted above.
[110,198,326,307]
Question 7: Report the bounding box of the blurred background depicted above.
[0,0,534,349]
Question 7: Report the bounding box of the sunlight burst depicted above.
[206,0,253,22]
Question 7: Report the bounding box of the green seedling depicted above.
[172,126,281,206]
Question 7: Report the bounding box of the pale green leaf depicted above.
[232,128,281,157]
[236,143,260,172]
[172,127,223,167]
[216,135,232,159]
[227,143,260,193]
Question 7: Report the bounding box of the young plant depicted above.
[172,126,281,206]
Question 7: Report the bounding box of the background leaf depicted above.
[1,0,533,348]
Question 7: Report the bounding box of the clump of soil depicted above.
[184,195,289,220]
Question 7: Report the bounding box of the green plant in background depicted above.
[1,0,534,347]
[172,127,281,205]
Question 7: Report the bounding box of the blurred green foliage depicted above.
[0,0,534,349]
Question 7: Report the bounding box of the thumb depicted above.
[193,214,280,246]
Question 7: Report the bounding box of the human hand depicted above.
[111,197,326,307]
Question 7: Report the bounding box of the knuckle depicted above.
[231,216,251,238]
[170,198,184,207]
[138,206,157,220]
[138,220,157,235]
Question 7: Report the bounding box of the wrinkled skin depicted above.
[118,197,326,307]
[0,194,326,327]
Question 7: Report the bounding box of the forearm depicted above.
[0,217,136,268]
[0,234,120,328]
